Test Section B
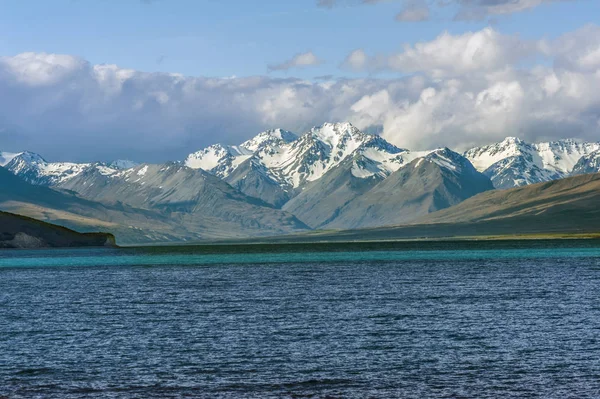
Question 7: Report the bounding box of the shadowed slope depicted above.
[0,211,115,248]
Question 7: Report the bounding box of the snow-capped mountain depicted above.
[4,122,600,242]
[5,152,92,186]
[57,162,308,238]
[184,129,297,179]
[186,123,422,193]
[464,137,600,188]
[184,144,253,179]
[4,151,137,186]
[240,128,297,152]
[572,150,600,175]
[302,148,494,230]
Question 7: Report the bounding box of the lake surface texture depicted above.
[2,240,600,398]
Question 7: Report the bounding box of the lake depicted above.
[2,240,600,398]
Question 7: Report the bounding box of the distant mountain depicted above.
[5,151,92,186]
[252,123,406,190]
[184,129,297,179]
[266,172,600,243]
[0,166,183,244]
[416,171,600,228]
[5,123,600,242]
[282,143,432,228]
[224,157,293,208]
[0,211,115,249]
[293,148,493,229]
[185,144,253,179]
[185,123,414,206]
[572,151,600,175]
[57,162,309,239]
[240,128,298,152]
[464,137,600,188]
[5,151,137,186]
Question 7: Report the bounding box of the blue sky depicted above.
[1,0,597,80]
[0,0,599,162]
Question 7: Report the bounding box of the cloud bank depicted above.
[0,25,599,162]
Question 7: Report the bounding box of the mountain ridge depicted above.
[3,123,600,244]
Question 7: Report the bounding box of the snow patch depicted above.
[137,165,148,176]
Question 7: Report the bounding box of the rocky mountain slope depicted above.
[57,162,308,238]
[266,172,600,243]
[0,166,181,244]
[0,211,115,249]
[417,172,600,228]
[305,148,494,229]
[0,165,307,244]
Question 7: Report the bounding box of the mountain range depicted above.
[270,172,600,243]
[2,122,599,244]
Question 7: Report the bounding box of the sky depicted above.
[0,0,599,162]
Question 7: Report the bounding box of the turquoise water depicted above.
[2,241,600,398]
[3,243,600,268]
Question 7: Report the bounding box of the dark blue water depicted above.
[2,243,600,398]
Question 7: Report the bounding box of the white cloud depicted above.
[341,49,369,70]
[1,25,600,162]
[268,52,323,72]
[345,28,536,77]
[542,24,600,73]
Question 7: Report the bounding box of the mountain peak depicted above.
[308,122,364,143]
[241,128,297,152]
[12,151,47,165]
[501,136,525,145]
[422,148,472,173]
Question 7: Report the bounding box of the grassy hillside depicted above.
[0,211,115,248]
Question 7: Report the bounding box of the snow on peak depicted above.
[5,151,91,185]
[183,122,396,186]
[464,137,533,172]
[466,137,600,174]
[502,136,525,145]
[423,148,469,172]
[533,139,600,173]
[307,122,365,148]
[572,150,600,175]
[185,144,252,176]
[241,129,297,152]
[464,137,600,188]
[254,122,376,187]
